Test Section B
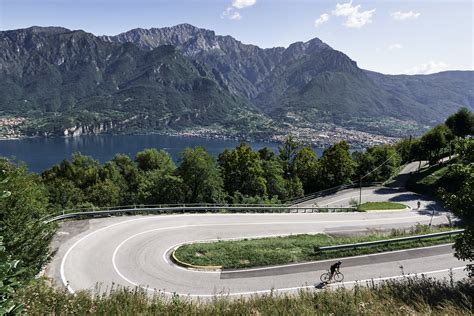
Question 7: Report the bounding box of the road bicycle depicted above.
[320,270,344,283]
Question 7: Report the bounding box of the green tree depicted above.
[0,170,10,199]
[258,147,276,161]
[86,179,122,207]
[278,135,301,179]
[0,237,24,315]
[453,138,474,163]
[410,139,426,171]
[420,125,447,165]
[354,145,401,182]
[42,153,101,191]
[110,154,142,204]
[68,153,101,189]
[317,141,354,188]
[445,107,474,138]
[218,144,267,197]
[353,150,376,181]
[0,170,23,314]
[137,171,185,205]
[260,159,288,200]
[135,149,176,173]
[294,146,318,193]
[284,176,304,199]
[43,178,85,209]
[395,137,415,163]
[0,163,55,279]
[439,163,474,276]
[177,147,226,203]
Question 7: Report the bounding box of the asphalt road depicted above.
[298,161,445,212]
[46,161,467,297]
[47,209,466,297]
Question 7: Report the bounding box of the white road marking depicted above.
[117,266,468,298]
[216,243,454,274]
[327,266,466,288]
[61,213,442,294]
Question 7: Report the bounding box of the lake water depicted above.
[0,134,324,173]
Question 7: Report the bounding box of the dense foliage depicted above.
[0,162,55,279]
[35,136,405,209]
[0,237,24,314]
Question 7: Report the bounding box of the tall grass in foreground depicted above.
[18,275,472,315]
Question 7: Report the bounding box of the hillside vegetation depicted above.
[1,25,473,138]
[0,108,473,313]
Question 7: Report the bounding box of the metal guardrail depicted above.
[41,181,386,224]
[43,205,359,224]
[315,229,464,252]
[41,203,295,222]
[285,182,383,205]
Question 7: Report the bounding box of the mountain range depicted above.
[0,24,473,143]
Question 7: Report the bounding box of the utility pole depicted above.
[359,175,362,206]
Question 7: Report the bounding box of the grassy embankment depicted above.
[357,201,407,211]
[18,277,472,315]
[174,225,456,269]
[406,162,452,197]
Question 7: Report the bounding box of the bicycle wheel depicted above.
[334,272,344,282]
[320,272,331,283]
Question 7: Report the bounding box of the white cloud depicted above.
[332,1,376,28]
[221,0,255,21]
[405,61,449,74]
[314,13,330,27]
[232,0,256,9]
[391,11,421,21]
[221,7,242,20]
[389,43,402,50]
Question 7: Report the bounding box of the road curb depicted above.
[170,246,222,271]
[364,206,411,213]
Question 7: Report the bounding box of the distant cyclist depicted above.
[328,261,342,282]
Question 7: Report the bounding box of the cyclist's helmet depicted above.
[337,261,342,264]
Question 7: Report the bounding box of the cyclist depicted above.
[328,261,342,282]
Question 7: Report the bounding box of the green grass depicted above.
[406,163,451,197]
[358,201,407,211]
[18,277,473,315]
[174,225,456,269]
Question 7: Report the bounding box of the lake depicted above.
[0,134,325,173]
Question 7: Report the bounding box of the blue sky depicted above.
[1,0,472,74]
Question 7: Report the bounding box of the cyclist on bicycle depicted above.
[328,261,342,282]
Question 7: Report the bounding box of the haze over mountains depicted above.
[0,24,472,142]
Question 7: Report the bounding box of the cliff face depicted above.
[63,121,116,136]
[101,24,330,99]
[102,24,474,126]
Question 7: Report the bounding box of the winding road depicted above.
[46,162,469,297]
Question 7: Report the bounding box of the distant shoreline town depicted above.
[0,116,399,148]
